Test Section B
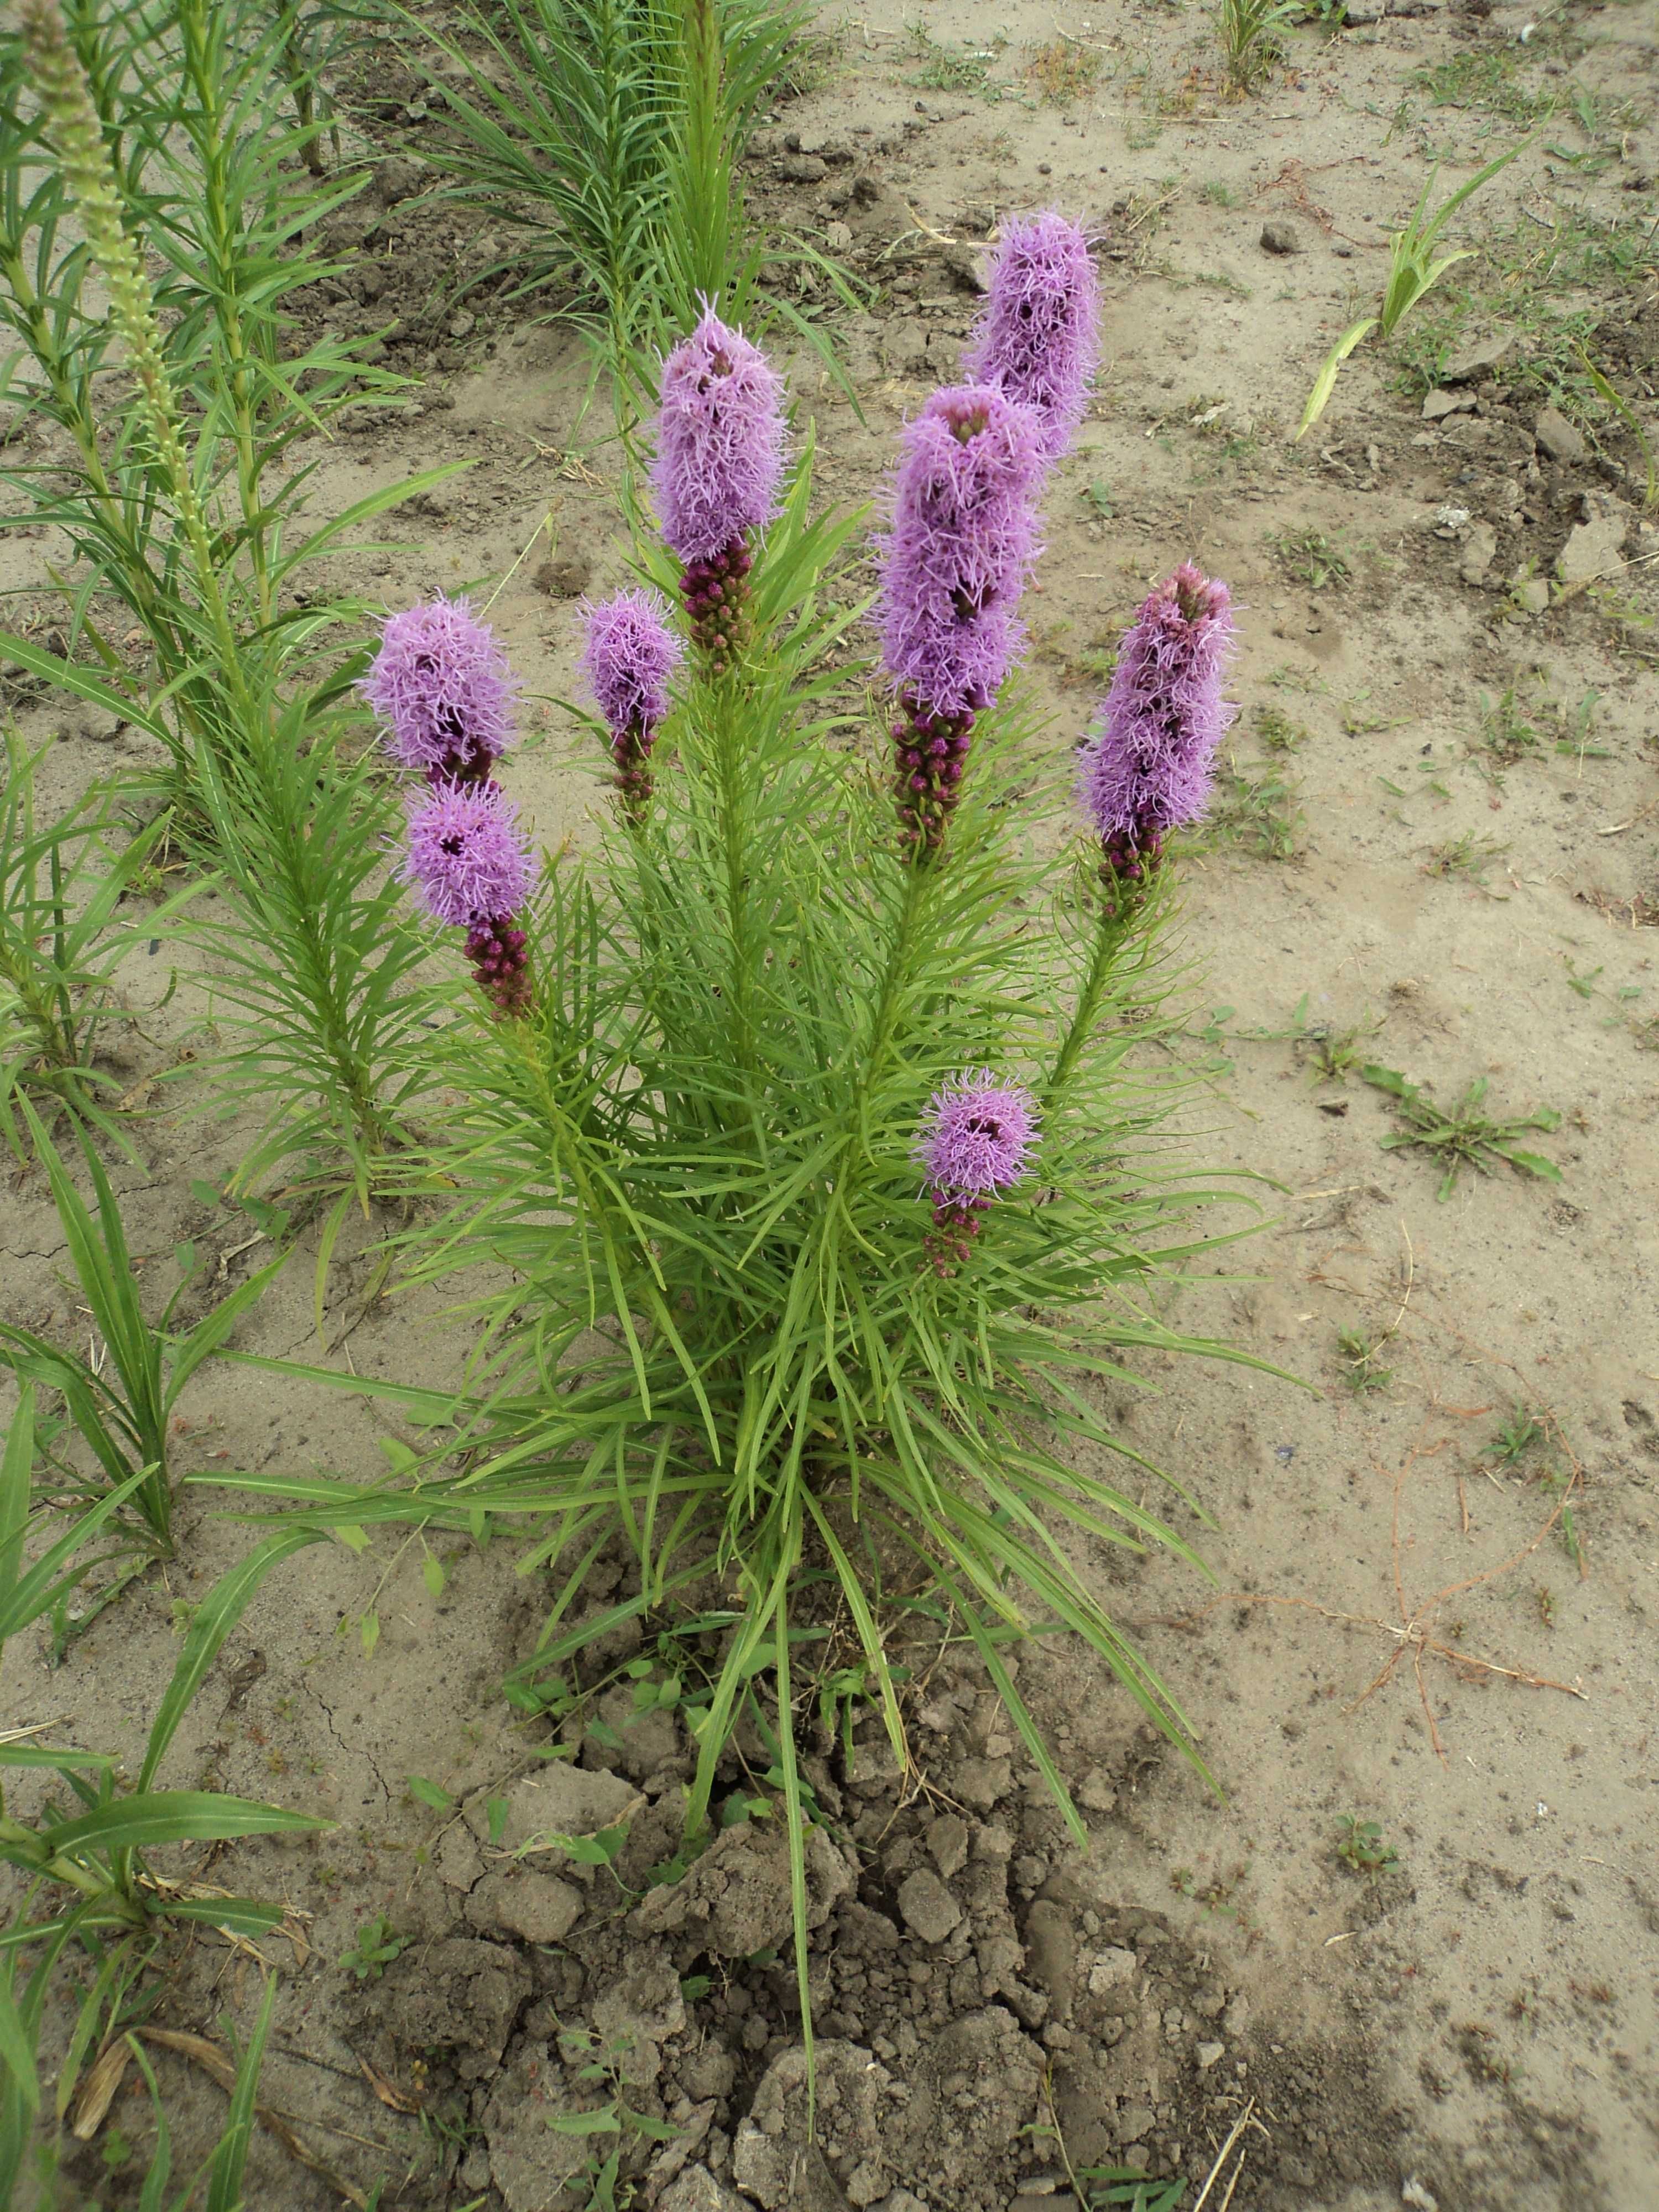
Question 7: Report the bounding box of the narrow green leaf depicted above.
[1295,317,1377,442]
[161,1898,285,1935]
[45,1791,328,1858]
[0,1967,40,2113]
[140,1531,321,1792]
[205,1974,275,2212]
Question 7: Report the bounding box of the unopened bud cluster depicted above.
[678,539,753,677]
[463,916,533,1019]
[924,1192,990,1276]
[892,694,976,860]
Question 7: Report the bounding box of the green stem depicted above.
[179,0,272,628]
[848,855,936,1165]
[1046,905,1135,1108]
[706,679,764,1141]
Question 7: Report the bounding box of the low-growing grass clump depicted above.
[1026,35,1102,106]
[1361,1063,1563,1199]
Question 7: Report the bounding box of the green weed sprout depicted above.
[0,1100,286,1555]
[1216,0,1300,96]
[1337,1326,1391,1395]
[1296,139,1533,441]
[1361,1062,1562,1199]
[340,1913,408,1981]
[1334,1814,1398,1874]
[0,1426,326,2189]
[0,737,195,1160]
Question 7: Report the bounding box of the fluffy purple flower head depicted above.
[878,384,1047,719]
[361,596,517,777]
[964,212,1100,466]
[400,781,532,928]
[580,588,684,736]
[651,309,787,564]
[916,1070,1039,1198]
[1078,564,1237,856]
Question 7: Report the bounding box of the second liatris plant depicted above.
[233,215,1259,2051]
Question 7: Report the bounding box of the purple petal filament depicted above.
[964,211,1101,466]
[651,307,787,566]
[879,384,1046,722]
[362,594,517,782]
[879,384,1046,855]
[581,588,683,737]
[917,1069,1039,1197]
[915,1068,1039,1276]
[400,780,532,930]
[581,587,684,812]
[1078,563,1237,882]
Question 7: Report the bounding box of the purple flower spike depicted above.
[918,1069,1039,1196]
[880,385,1046,720]
[362,595,518,783]
[1078,563,1237,896]
[581,587,684,816]
[652,308,787,566]
[879,384,1046,855]
[581,588,682,737]
[401,780,532,929]
[915,1069,1039,1276]
[964,212,1101,466]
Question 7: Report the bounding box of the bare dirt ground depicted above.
[3,1,1659,2208]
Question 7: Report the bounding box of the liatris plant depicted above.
[653,307,786,672]
[409,0,854,424]
[221,290,1258,2066]
[581,588,685,817]
[1,0,453,1209]
[917,1071,1039,1275]
[879,385,1046,856]
[964,211,1101,465]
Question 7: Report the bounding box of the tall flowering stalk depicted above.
[366,599,539,1019]
[916,1072,1038,1274]
[1050,563,1235,1098]
[652,308,786,675]
[1078,562,1235,898]
[964,211,1101,468]
[878,385,1045,858]
[580,589,684,820]
[13,0,251,720]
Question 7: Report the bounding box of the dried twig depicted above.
[74,2028,373,2208]
[1140,1425,1589,1759]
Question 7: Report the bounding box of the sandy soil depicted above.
[3,1,1658,2208]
